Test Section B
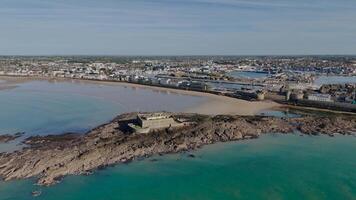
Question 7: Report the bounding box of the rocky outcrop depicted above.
[0,113,355,186]
[0,132,24,143]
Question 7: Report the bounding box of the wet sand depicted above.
[0,75,281,115]
[78,79,280,115]
[186,96,280,115]
[0,76,36,90]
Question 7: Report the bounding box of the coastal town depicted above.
[2,0,356,198]
[1,56,355,112]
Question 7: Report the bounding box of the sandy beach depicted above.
[78,78,281,115]
[185,96,280,115]
[0,75,280,115]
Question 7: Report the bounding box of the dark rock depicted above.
[188,154,195,158]
[0,112,354,186]
[31,190,41,197]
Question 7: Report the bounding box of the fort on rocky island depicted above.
[0,112,355,186]
[128,113,189,134]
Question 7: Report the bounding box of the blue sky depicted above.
[1,0,356,55]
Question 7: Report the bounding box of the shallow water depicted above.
[0,79,355,200]
[0,134,355,200]
[0,80,205,137]
[258,109,301,118]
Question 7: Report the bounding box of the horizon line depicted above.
[1,54,356,57]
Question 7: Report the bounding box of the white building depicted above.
[307,94,333,102]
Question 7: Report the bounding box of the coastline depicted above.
[1,75,355,188]
[2,75,355,116]
[185,96,279,115]
[0,112,355,186]
[0,75,281,115]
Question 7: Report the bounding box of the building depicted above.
[256,90,265,101]
[178,81,211,91]
[127,112,185,134]
[235,89,265,101]
[287,90,304,101]
[307,93,333,102]
[137,113,176,129]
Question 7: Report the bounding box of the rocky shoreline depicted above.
[0,132,24,143]
[0,112,355,186]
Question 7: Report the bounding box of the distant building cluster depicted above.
[0,56,355,110]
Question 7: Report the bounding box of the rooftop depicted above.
[137,112,171,121]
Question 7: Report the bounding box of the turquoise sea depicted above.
[0,79,356,200]
[1,134,355,200]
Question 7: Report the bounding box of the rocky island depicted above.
[0,112,355,186]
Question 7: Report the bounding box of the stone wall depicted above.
[138,117,176,129]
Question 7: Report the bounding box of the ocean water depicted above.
[0,134,355,200]
[0,80,205,137]
[1,79,355,200]
[0,79,206,152]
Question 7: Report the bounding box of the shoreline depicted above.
[0,112,355,186]
[0,75,281,116]
[1,75,355,116]
[275,104,356,116]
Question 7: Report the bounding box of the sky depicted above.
[0,0,356,55]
